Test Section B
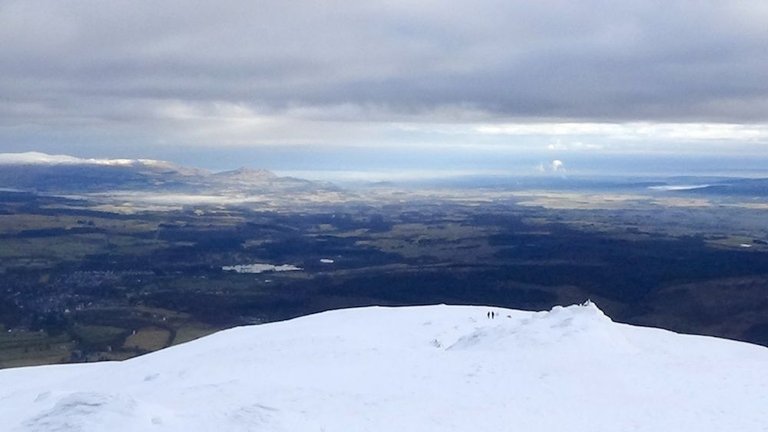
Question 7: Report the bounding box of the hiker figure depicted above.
[491,311,495,319]
[487,311,491,319]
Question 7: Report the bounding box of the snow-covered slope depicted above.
[1,303,767,431]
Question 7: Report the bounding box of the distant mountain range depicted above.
[3,152,767,197]
[0,152,335,194]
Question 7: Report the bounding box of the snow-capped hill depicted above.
[0,151,85,165]
[0,152,173,168]
[1,303,767,431]
[0,152,333,195]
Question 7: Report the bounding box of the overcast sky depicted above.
[1,1,767,176]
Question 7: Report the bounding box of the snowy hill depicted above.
[0,152,334,195]
[1,303,767,431]
[0,151,176,168]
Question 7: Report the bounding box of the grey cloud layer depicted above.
[2,0,768,130]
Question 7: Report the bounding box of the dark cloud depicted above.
[1,0,767,155]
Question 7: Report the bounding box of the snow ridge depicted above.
[1,303,767,432]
